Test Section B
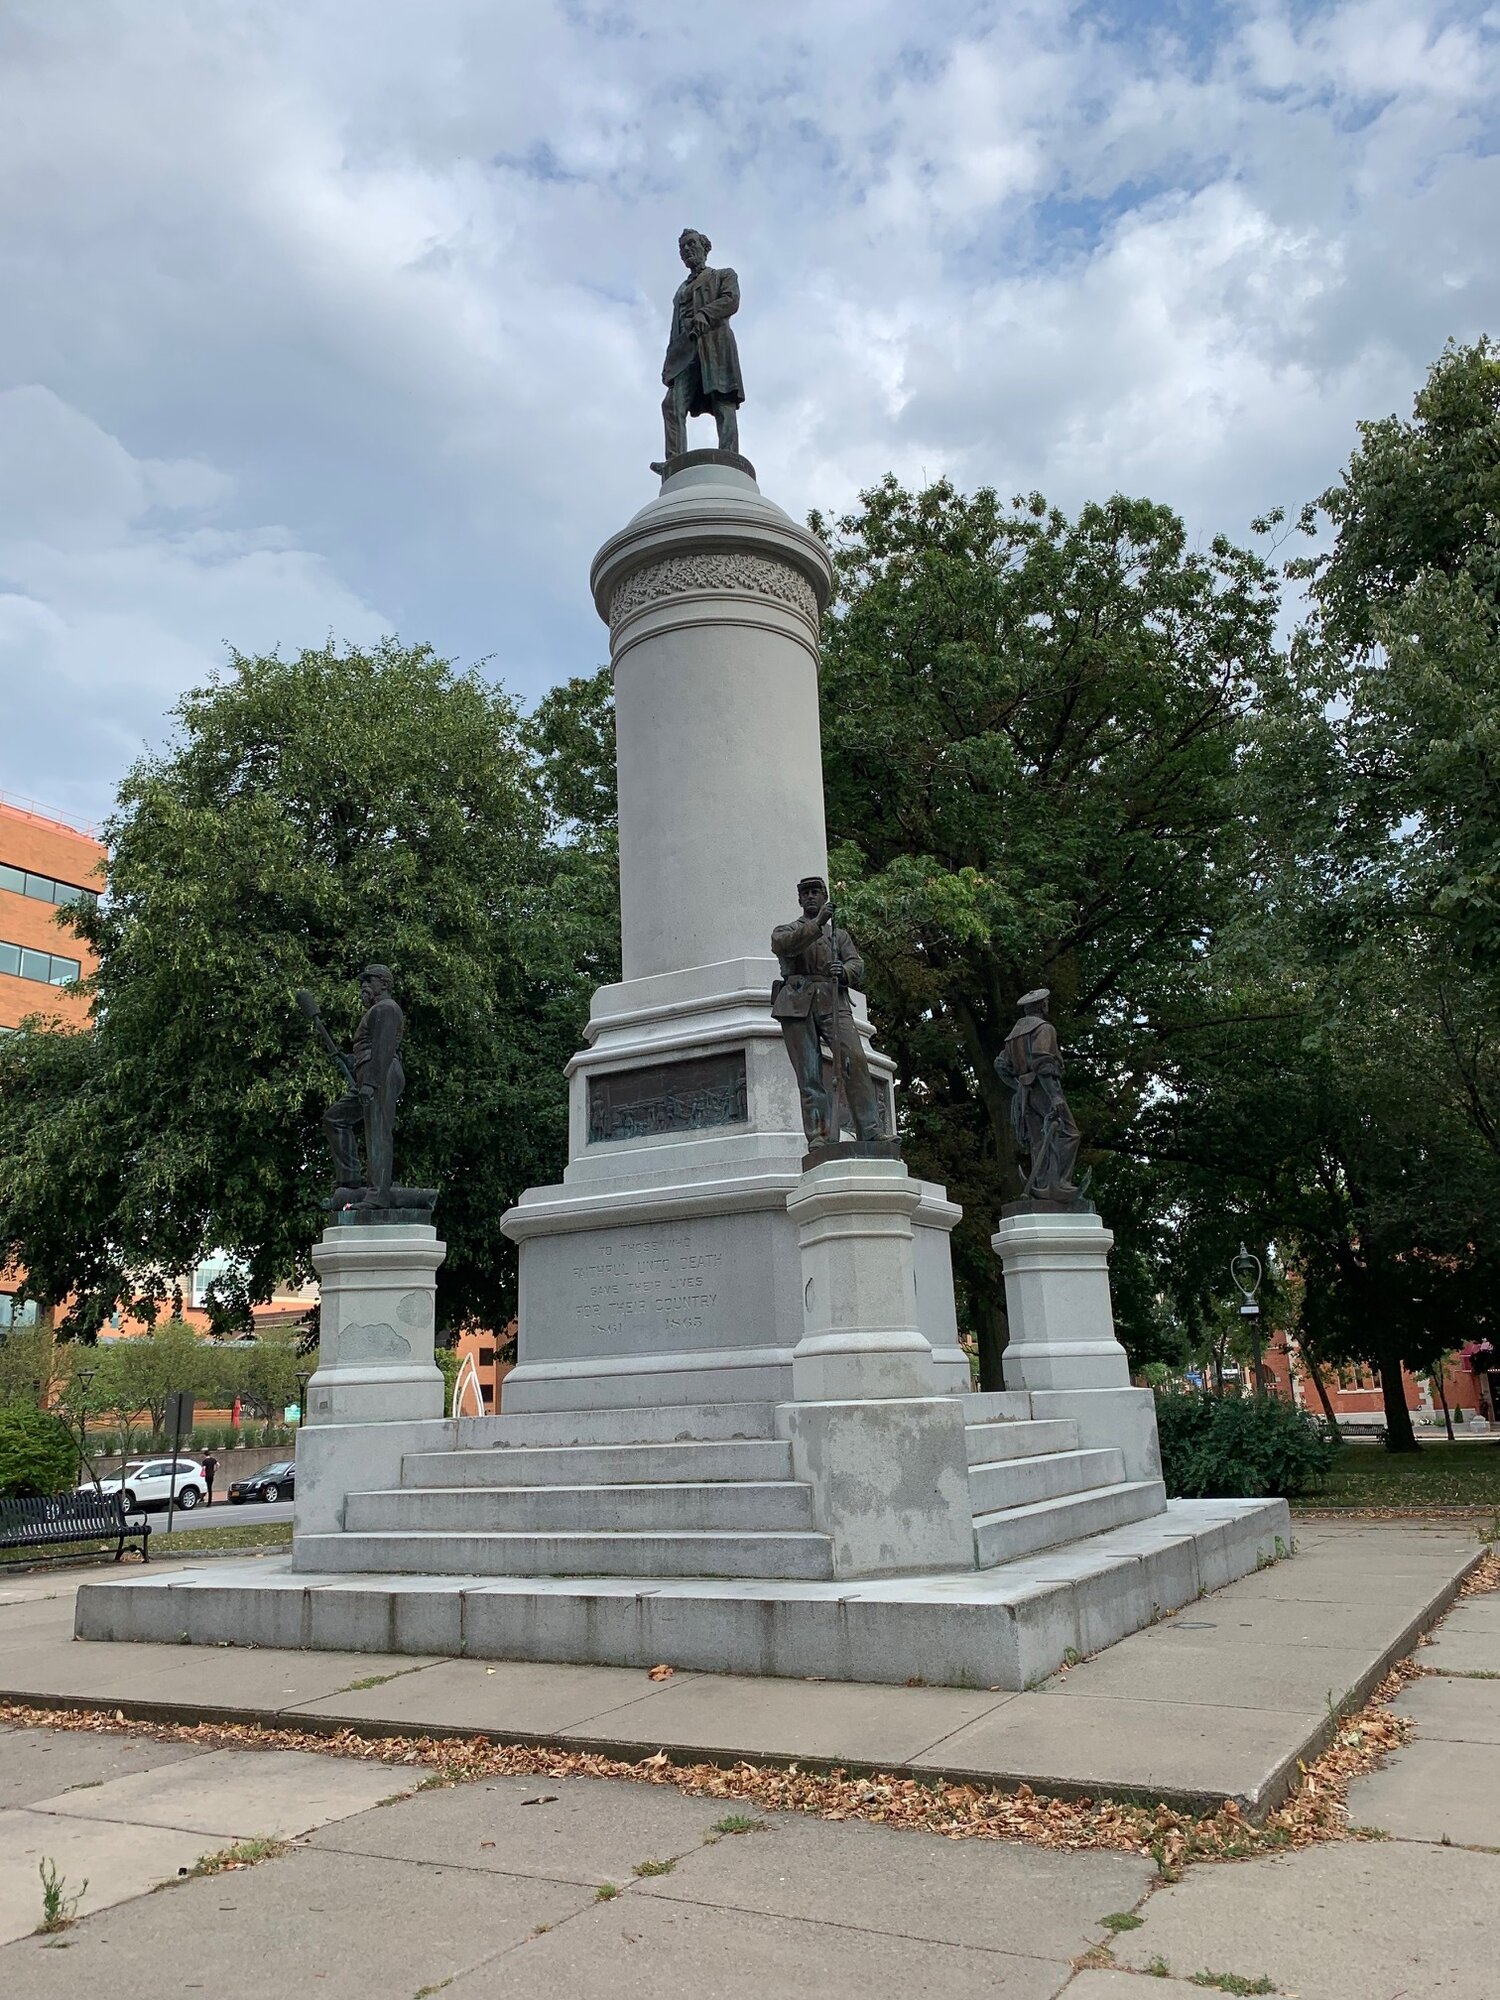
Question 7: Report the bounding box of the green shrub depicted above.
[0,1401,79,1497]
[1154,1390,1335,1499]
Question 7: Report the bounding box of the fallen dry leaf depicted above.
[648,1664,675,1681]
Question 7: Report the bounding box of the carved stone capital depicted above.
[610,551,819,630]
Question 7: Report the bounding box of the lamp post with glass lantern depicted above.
[1231,1244,1265,1399]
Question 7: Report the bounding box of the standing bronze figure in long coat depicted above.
[771,877,885,1148]
[320,965,406,1207]
[657,228,744,463]
[994,988,1083,1201]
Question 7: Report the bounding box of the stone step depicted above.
[973,1479,1167,1569]
[462,1402,777,1448]
[967,1447,1125,1517]
[964,1418,1079,1467]
[293,1527,837,1580]
[964,1391,1034,1424]
[403,1439,794,1489]
[347,1480,816,1535]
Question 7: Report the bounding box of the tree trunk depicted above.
[974,1290,1010,1393]
[1303,1349,1343,1440]
[1435,1371,1456,1443]
[1379,1357,1420,1453]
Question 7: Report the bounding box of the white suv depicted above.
[84,1459,207,1514]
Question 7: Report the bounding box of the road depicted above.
[125,1498,295,1535]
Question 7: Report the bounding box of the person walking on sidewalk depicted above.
[201,1450,218,1507]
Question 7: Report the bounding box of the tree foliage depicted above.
[0,640,612,1335]
[812,478,1281,1379]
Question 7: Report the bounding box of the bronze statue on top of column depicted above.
[651,228,746,475]
[296,967,436,1221]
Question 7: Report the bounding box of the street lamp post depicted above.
[1231,1244,1265,1400]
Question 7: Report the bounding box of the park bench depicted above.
[0,1490,151,1564]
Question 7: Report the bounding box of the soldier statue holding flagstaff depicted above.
[771,876,888,1153]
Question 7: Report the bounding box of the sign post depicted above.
[164,1389,195,1533]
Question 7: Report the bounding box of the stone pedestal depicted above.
[303,1221,445,1426]
[776,1157,974,1578]
[500,459,968,1414]
[991,1208,1162,1486]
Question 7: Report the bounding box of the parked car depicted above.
[82,1458,207,1514]
[228,1461,296,1504]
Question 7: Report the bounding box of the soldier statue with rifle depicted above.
[771,876,887,1150]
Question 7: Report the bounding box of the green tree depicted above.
[812,478,1282,1383]
[0,1402,78,1497]
[0,640,610,1336]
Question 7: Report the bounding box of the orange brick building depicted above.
[0,795,104,1334]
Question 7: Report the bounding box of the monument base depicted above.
[303,1221,445,1427]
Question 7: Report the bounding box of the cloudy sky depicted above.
[2,0,1497,828]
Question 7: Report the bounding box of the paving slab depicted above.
[0,1723,204,1808]
[1147,1593,1447,1652]
[1346,1734,1500,1846]
[1114,1838,1500,1998]
[0,1634,442,1713]
[1061,1978,1166,1998]
[444,1891,1075,1999]
[0,1805,207,1946]
[914,1690,1327,1812]
[1392,1671,1500,1744]
[29,1744,420,1839]
[310,1768,739,1886]
[288,1654,709,1736]
[1420,1599,1500,1676]
[636,1806,1150,1957]
[571,1668,1017,1765]
[1048,1629,1375,1711]
[0,1844,589,1998]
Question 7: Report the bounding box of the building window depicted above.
[0,861,99,910]
[0,1293,40,1328]
[0,938,81,985]
[479,1347,496,1367]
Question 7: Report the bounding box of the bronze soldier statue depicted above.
[652,227,744,470]
[994,988,1084,1202]
[298,966,406,1209]
[771,876,886,1148]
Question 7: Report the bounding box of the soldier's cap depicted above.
[1018,987,1050,1009]
[360,964,394,985]
[797,875,829,898]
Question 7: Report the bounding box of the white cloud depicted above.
[0,0,1496,819]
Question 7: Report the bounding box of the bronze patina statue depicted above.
[297,966,422,1215]
[772,876,887,1150]
[994,988,1085,1205]
[653,228,744,470]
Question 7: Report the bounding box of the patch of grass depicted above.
[1099,1911,1145,1933]
[632,1857,675,1877]
[158,1519,295,1553]
[36,1858,86,1933]
[1301,1440,1500,1513]
[710,1813,766,1835]
[186,1836,290,1876]
[414,1981,454,1998]
[1146,1957,1172,1978]
[1188,1974,1277,1995]
[344,1672,400,1692]
[595,1881,621,1901]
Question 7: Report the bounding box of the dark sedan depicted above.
[227,1461,296,1504]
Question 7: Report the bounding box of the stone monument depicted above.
[73,241,1291,1691]
[296,969,444,1433]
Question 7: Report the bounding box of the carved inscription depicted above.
[588,1052,748,1144]
[572,1228,726,1338]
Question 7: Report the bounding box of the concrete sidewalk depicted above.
[0,1519,1496,1998]
[1,1518,1480,1815]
